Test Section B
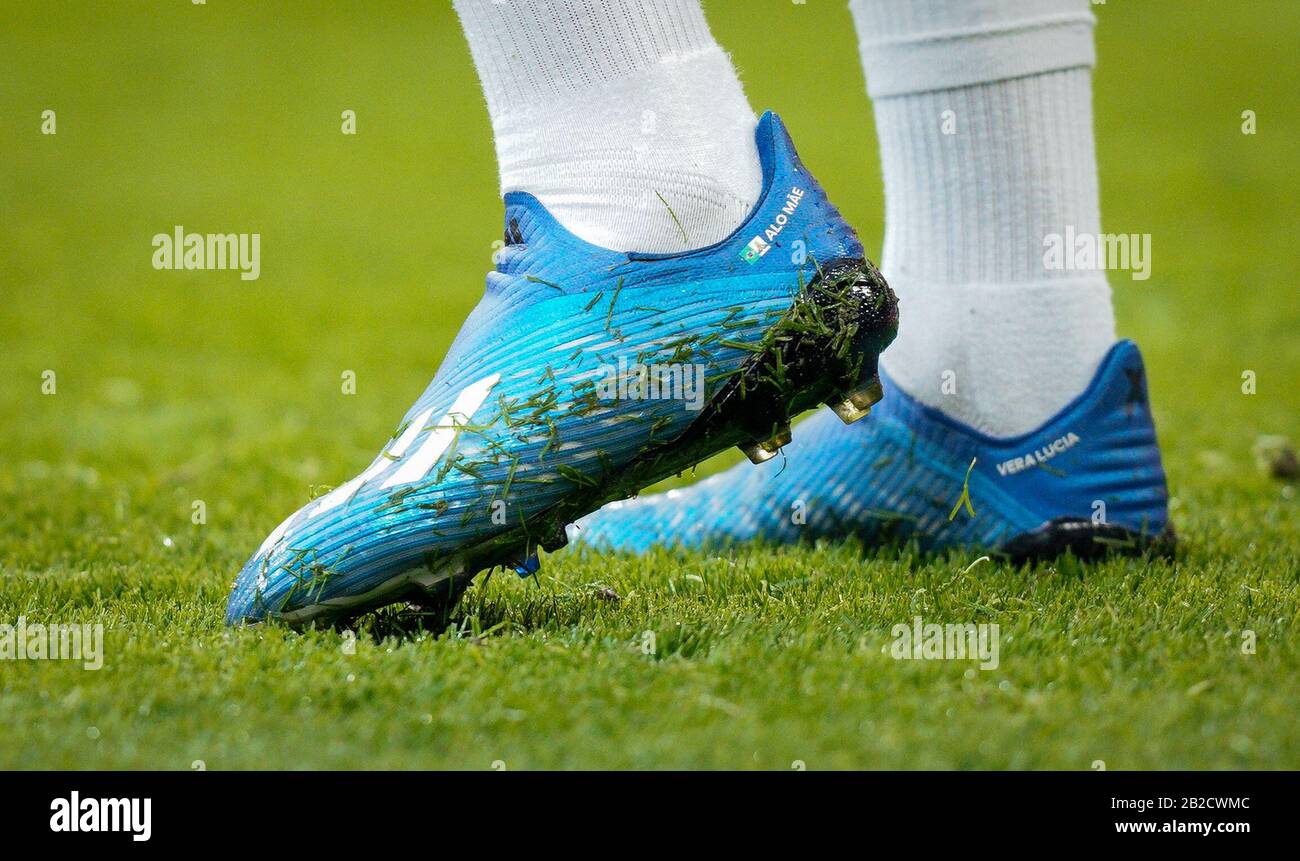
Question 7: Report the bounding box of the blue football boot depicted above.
[574,339,1173,559]
[226,112,898,625]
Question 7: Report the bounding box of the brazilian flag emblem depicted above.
[740,236,770,264]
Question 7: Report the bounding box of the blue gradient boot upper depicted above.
[575,340,1171,556]
[226,112,892,624]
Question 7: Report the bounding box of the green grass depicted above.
[1,0,1297,769]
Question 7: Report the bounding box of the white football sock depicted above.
[453,0,761,253]
[849,0,1118,437]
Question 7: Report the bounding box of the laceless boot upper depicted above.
[226,112,896,625]
[574,339,1172,557]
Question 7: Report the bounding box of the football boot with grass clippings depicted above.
[226,112,897,626]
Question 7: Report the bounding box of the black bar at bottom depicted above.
[3,770,1287,847]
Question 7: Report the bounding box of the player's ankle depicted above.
[456,0,761,253]
[880,276,1116,437]
[492,46,760,253]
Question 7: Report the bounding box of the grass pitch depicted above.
[1,1,1297,769]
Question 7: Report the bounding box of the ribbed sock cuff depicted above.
[874,68,1102,285]
[849,0,1096,98]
